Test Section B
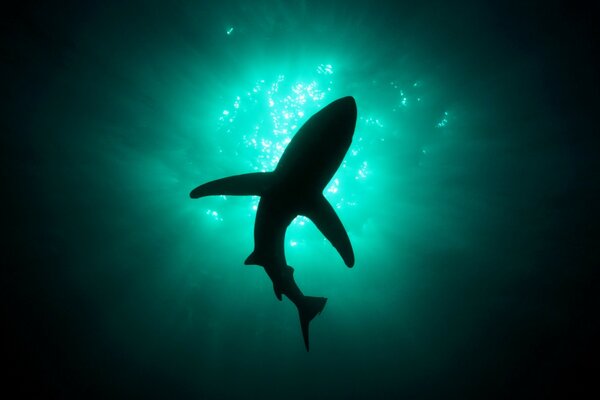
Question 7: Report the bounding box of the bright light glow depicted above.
[362,116,384,128]
[206,63,394,223]
[437,111,449,128]
[317,64,333,75]
[205,209,223,221]
[216,64,337,177]
[327,178,340,194]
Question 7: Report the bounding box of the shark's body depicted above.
[190,96,357,350]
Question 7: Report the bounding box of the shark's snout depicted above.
[336,96,357,114]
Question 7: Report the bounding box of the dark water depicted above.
[4,1,598,398]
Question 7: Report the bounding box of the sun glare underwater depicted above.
[180,48,453,331]
[188,60,449,246]
[8,1,595,398]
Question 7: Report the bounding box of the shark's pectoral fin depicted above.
[304,195,355,267]
[190,172,274,198]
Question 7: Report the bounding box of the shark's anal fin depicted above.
[190,172,274,198]
[304,194,355,267]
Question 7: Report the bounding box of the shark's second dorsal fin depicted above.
[190,172,274,199]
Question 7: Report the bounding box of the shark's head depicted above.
[275,96,358,192]
[318,96,357,142]
[329,96,357,122]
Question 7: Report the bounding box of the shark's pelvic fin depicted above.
[244,252,260,266]
[304,194,355,268]
[273,285,283,301]
[190,172,274,199]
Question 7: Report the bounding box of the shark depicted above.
[190,96,357,350]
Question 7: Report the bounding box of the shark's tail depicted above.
[299,296,327,351]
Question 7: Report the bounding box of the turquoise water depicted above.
[5,1,597,398]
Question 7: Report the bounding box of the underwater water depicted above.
[4,1,598,398]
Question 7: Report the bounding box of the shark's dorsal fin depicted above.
[190,172,274,199]
[303,194,355,268]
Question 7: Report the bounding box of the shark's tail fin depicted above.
[299,296,327,351]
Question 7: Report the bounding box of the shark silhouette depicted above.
[190,96,357,350]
